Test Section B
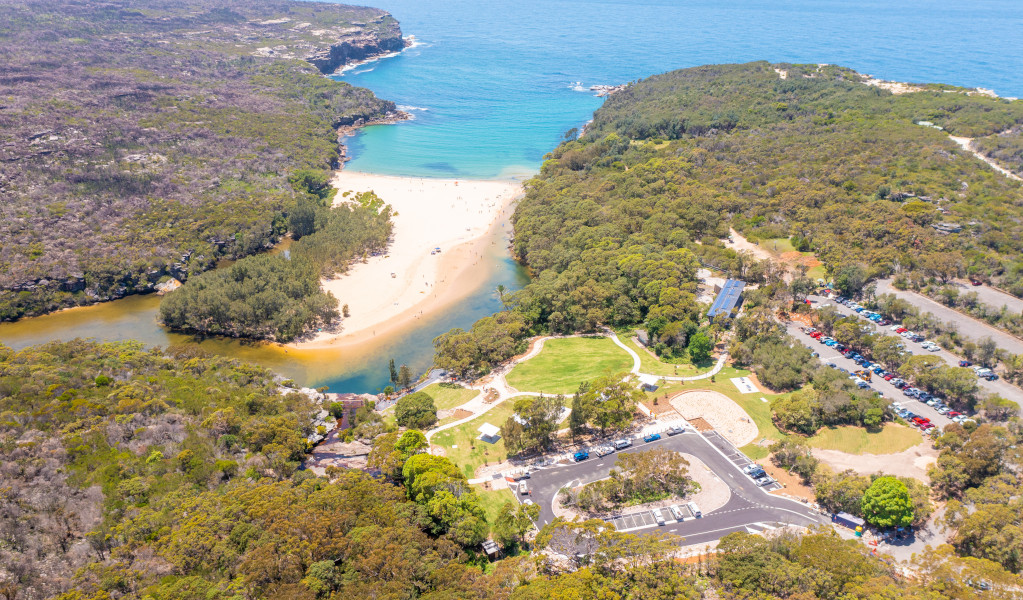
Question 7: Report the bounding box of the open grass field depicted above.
[620,334,706,377]
[762,237,796,253]
[506,336,633,395]
[419,382,479,410]
[477,487,517,524]
[646,366,920,459]
[806,423,921,455]
[431,400,520,478]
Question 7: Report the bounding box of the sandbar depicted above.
[289,171,524,349]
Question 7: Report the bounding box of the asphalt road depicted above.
[951,279,1023,315]
[786,321,951,428]
[525,430,826,546]
[875,279,1023,356]
[800,296,1023,411]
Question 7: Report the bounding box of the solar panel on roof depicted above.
[708,279,745,319]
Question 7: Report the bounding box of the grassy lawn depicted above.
[419,382,479,410]
[806,265,828,281]
[506,336,633,395]
[806,423,920,455]
[477,487,517,524]
[620,334,707,377]
[644,365,920,459]
[431,400,520,478]
[763,237,796,253]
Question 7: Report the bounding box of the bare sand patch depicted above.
[812,442,937,483]
[290,171,523,349]
[669,390,758,446]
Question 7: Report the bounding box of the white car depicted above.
[889,325,902,331]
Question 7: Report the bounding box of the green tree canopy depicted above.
[394,391,438,430]
[861,476,914,528]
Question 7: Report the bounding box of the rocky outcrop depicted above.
[305,26,407,75]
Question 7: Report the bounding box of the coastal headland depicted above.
[289,172,524,350]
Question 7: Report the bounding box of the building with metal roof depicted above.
[707,279,745,322]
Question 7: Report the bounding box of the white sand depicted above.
[291,171,524,349]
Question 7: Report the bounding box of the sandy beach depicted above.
[290,171,523,349]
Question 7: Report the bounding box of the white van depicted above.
[687,501,702,518]
[652,508,666,526]
[613,439,632,450]
[519,482,529,495]
[669,505,685,521]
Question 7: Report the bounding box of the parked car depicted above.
[687,502,702,518]
[613,439,632,450]
[519,482,529,495]
[666,424,685,436]
[959,360,972,367]
[669,505,685,521]
[755,476,773,487]
[652,508,666,526]
[643,433,662,443]
[574,451,589,462]
[595,446,614,457]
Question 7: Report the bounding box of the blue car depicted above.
[643,433,661,443]
[574,451,589,462]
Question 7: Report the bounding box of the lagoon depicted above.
[3,0,1020,391]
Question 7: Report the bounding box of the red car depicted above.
[883,374,895,381]
[896,327,908,333]
[948,411,961,418]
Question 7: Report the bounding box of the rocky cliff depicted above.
[305,28,407,75]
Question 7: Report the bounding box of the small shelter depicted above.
[478,423,501,444]
[481,539,500,559]
[637,373,660,392]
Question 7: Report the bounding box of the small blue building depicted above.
[707,279,745,322]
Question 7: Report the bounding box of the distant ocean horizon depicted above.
[330,0,1023,180]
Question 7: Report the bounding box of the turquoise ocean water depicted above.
[3,0,1020,393]
[336,0,1023,180]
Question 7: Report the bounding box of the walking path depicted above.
[607,331,728,381]
[949,136,1022,182]
[424,331,729,448]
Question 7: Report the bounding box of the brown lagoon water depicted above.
[0,226,527,393]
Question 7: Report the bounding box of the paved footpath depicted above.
[607,330,728,381]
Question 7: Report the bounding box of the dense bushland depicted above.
[0,0,401,320]
[436,61,1023,377]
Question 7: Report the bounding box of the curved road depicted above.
[526,429,826,545]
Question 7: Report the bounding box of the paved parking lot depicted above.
[787,322,951,429]
[607,503,697,531]
[703,430,783,492]
[807,295,1023,408]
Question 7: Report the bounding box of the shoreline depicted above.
[288,172,525,350]
[331,35,421,76]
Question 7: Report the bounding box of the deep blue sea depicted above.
[334,0,1023,180]
[4,0,1020,393]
